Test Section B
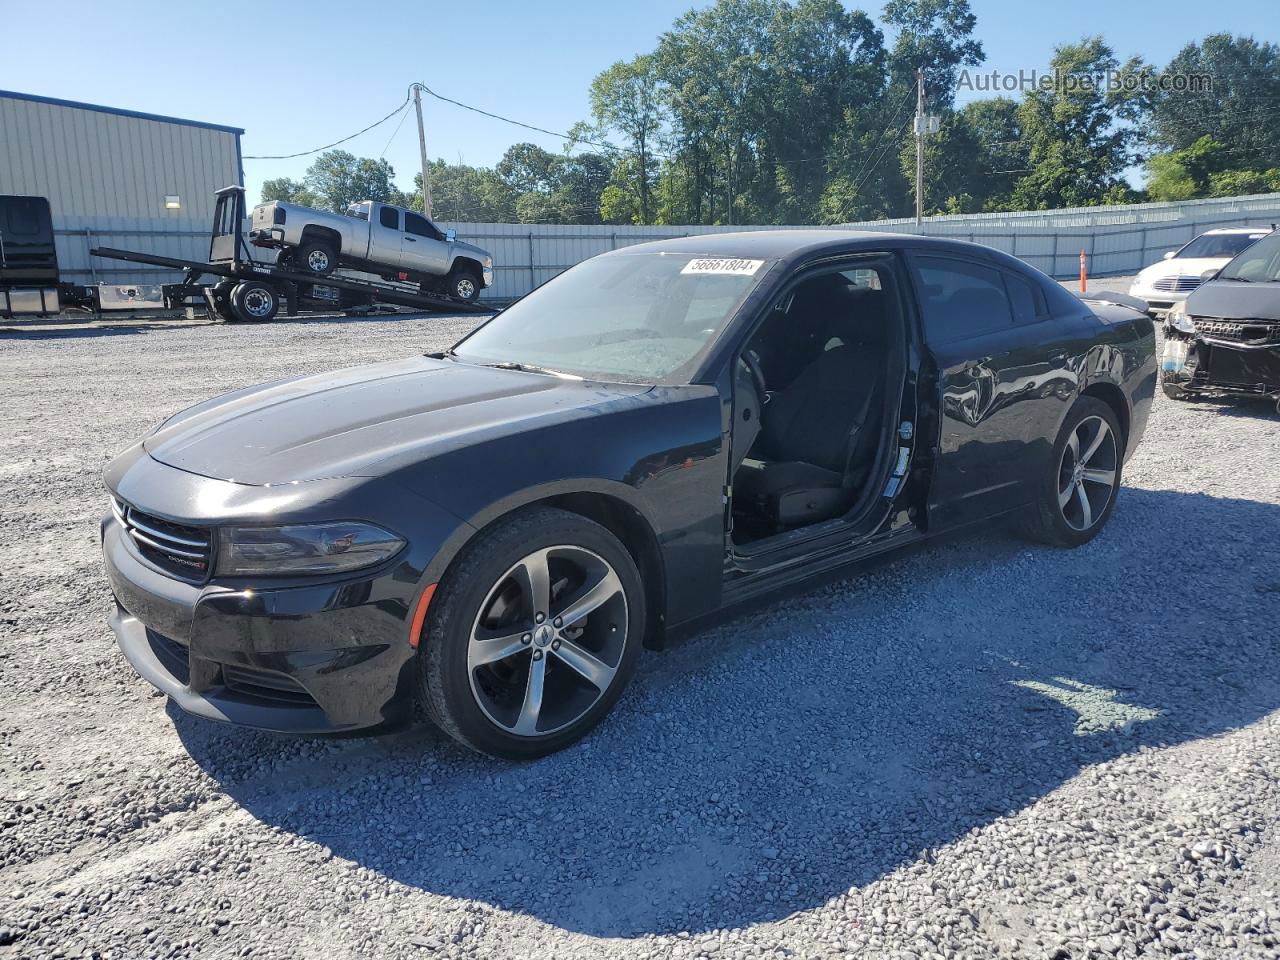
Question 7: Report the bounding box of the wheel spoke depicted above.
[1058,478,1075,508]
[470,632,528,666]
[1082,467,1115,487]
[515,550,552,618]
[1081,421,1111,464]
[513,652,547,736]
[1074,481,1093,528]
[556,569,622,630]
[552,637,617,690]
[1066,429,1081,466]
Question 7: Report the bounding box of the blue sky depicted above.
[2,0,1274,201]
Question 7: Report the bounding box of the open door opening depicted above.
[728,259,907,547]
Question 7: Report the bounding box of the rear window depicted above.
[1005,272,1048,323]
[379,206,400,230]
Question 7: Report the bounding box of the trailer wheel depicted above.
[230,281,279,323]
[295,241,336,276]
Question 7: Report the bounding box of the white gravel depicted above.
[1,292,1278,960]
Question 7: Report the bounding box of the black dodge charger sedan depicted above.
[103,232,1156,759]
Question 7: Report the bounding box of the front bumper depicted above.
[1129,283,1190,315]
[102,510,419,734]
[1162,330,1280,398]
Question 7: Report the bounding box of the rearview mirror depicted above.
[1162,250,1176,260]
[445,228,456,243]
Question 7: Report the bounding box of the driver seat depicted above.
[734,285,886,529]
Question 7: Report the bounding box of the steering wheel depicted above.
[741,349,768,401]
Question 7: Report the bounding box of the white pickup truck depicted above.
[250,199,494,301]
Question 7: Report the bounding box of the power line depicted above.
[242,98,411,160]
[409,81,648,158]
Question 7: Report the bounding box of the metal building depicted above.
[0,90,243,283]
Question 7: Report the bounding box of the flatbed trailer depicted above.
[90,186,491,322]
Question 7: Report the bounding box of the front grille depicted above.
[1152,276,1206,292]
[1192,318,1280,344]
[222,664,317,705]
[113,497,212,580]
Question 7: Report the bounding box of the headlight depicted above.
[217,521,405,576]
[1167,302,1196,334]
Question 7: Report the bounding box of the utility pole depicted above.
[912,68,940,229]
[914,68,925,228]
[412,84,432,220]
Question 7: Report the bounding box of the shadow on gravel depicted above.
[176,487,1280,938]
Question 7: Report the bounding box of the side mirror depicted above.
[445,228,456,243]
[1162,250,1176,260]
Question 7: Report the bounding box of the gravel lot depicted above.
[2,288,1278,960]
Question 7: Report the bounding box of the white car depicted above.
[1129,227,1272,314]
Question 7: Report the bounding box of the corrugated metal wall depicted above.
[0,91,241,273]
[438,193,1280,300]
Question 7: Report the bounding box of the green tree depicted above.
[260,177,319,207]
[302,150,402,211]
[590,55,665,223]
[1150,35,1280,169]
[1012,37,1146,209]
[882,0,984,110]
[1145,135,1228,201]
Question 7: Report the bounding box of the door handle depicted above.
[405,236,417,242]
[1048,350,1068,368]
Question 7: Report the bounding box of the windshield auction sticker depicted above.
[681,257,765,276]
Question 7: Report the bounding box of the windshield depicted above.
[452,253,773,383]
[1176,233,1267,259]
[1217,233,1280,282]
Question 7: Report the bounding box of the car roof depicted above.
[600,229,999,263]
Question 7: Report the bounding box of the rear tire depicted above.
[417,507,644,760]
[447,268,482,302]
[229,281,279,323]
[208,279,237,321]
[294,241,336,276]
[1016,397,1123,548]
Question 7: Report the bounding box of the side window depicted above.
[404,212,441,240]
[378,206,400,230]
[1004,271,1048,323]
[912,255,1014,343]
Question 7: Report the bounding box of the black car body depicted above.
[102,231,1156,758]
[1161,231,1280,410]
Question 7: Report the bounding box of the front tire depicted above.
[1017,397,1123,548]
[417,507,645,760]
[447,267,482,302]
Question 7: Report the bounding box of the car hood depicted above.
[1136,256,1230,282]
[143,356,650,485]
[1185,280,1280,321]
[453,240,490,260]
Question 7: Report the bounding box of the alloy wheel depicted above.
[307,249,330,272]
[1057,415,1118,531]
[467,545,628,737]
[455,277,476,300]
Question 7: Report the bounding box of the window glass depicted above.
[404,212,439,239]
[378,206,400,230]
[913,256,1014,342]
[1217,232,1280,282]
[1176,233,1268,259]
[454,253,770,383]
[1004,272,1047,323]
